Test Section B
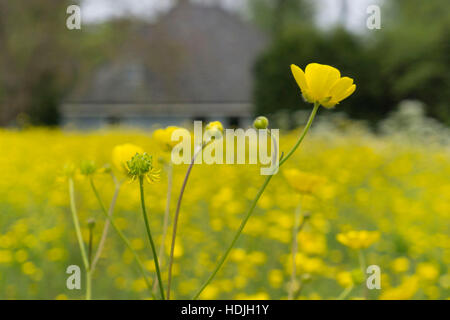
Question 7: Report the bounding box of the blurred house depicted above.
[62,0,267,129]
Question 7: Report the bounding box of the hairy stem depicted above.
[139,176,165,300]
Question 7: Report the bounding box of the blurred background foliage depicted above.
[0,0,448,126]
[253,0,450,126]
[0,0,137,126]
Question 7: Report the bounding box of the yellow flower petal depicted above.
[305,63,340,101]
[153,126,181,151]
[291,62,356,108]
[290,64,308,92]
[112,144,144,174]
[341,84,356,101]
[330,77,354,101]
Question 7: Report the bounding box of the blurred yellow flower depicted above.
[379,276,419,300]
[112,143,144,174]
[336,230,380,250]
[132,278,148,292]
[0,250,13,264]
[46,248,66,261]
[14,249,28,263]
[291,63,356,108]
[205,121,223,134]
[201,284,219,299]
[391,257,410,273]
[283,168,325,195]
[268,269,283,288]
[130,238,144,251]
[153,126,181,152]
[21,261,37,275]
[234,292,270,300]
[416,262,439,281]
[205,121,224,141]
[336,271,353,288]
[230,248,246,262]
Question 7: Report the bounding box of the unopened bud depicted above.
[205,121,224,141]
[80,160,97,176]
[87,218,96,229]
[253,116,269,129]
[127,153,153,177]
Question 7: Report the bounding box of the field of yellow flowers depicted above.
[0,116,449,300]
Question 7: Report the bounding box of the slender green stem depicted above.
[153,162,173,295]
[167,144,206,299]
[279,103,320,167]
[192,102,320,300]
[337,285,354,300]
[68,178,91,300]
[139,176,165,300]
[89,177,155,299]
[88,227,94,266]
[86,270,92,300]
[87,227,93,300]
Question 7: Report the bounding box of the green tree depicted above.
[376,0,450,124]
[252,0,450,125]
[248,0,314,37]
[253,27,394,125]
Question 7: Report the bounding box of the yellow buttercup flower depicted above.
[153,126,181,152]
[112,143,144,174]
[337,230,380,250]
[204,121,224,142]
[283,168,326,195]
[206,121,224,133]
[416,262,439,281]
[291,63,356,108]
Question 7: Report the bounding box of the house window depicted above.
[107,115,121,126]
[228,116,239,128]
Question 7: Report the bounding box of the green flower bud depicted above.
[80,160,97,176]
[102,164,112,174]
[62,163,76,179]
[127,153,153,177]
[253,116,269,129]
[87,218,96,229]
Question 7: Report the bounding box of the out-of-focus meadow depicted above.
[1,106,449,300]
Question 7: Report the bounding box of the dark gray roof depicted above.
[67,2,267,105]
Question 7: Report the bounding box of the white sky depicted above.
[81,0,381,33]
